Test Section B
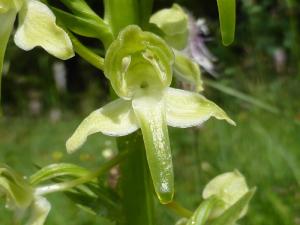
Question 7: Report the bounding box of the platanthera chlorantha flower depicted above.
[150,4,189,51]
[150,4,217,91]
[0,165,51,225]
[150,4,204,91]
[0,0,74,78]
[66,25,235,204]
[202,170,249,219]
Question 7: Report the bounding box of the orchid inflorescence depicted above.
[0,0,255,224]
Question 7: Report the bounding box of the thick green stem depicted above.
[117,132,156,225]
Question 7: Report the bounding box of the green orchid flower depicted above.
[150,4,189,51]
[0,0,74,100]
[66,25,235,204]
[150,4,203,92]
[0,165,51,225]
[202,170,249,219]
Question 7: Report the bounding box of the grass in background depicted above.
[0,78,300,225]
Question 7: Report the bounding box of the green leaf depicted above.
[66,98,139,153]
[65,183,122,221]
[104,0,139,37]
[216,0,236,46]
[165,88,235,128]
[58,0,100,21]
[52,7,113,48]
[210,188,256,225]
[174,51,203,92]
[14,0,74,60]
[0,10,16,104]
[187,197,218,225]
[29,163,91,185]
[132,90,174,204]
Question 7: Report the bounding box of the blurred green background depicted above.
[1,0,300,224]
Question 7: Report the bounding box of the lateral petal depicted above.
[165,88,235,128]
[66,98,139,153]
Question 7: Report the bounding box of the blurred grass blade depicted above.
[216,0,236,46]
[210,188,256,225]
[205,79,279,114]
[187,197,218,225]
[65,183,122,221]
[30,163,91,185]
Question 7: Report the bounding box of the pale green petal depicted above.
[174,51,203,92]
[25,197,51,225]
[0,10,16,102]
[14,0,74,60]
[202,170,249,219]
[66,98,139,153]
[132,90,174,204]
[165,88,235,128]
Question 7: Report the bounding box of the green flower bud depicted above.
[105,25,174,99]
[0,0,22,13]
[150,4,189,50]
[0,164,33,210]
[202,170,249,219]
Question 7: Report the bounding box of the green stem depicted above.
[117,132,156,225]
[35,150,128,195]
[166,201,193,218]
